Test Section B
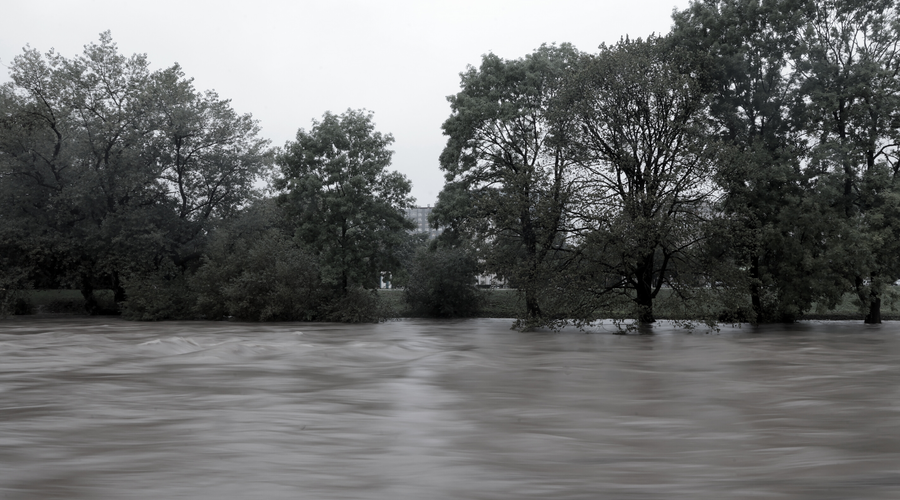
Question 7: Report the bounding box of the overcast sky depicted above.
[1,0,691,206]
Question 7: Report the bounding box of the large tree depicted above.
[670,0,824,322]
[793,0,900,323]
[274,109,414,294]
[0,32,270,312]
[565,35,719,324]
[436,44,581,326]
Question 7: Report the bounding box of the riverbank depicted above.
[10,288,897,322]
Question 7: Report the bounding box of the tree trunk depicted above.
[865,294,882,324]
[856,276,882,324]
[112,271,126,305]
[749,255,763,323]
[524,287,542,320]
[80,279,99,316]
[634,255,656,324]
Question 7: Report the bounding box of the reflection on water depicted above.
[1,318,899,499]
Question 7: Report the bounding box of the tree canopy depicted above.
[0,32,270,312]
[436,44,581,325]
[563,35,720,324]
[274,109,415,294]
[5,13,900,326]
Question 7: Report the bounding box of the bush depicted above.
[404,245,481,317]
[0,265,32,318]
[119,199,393,323]
[191,229,325,321]
[322,286,384,323]
[120,263,195,321]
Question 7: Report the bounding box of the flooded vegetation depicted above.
[2,318,899,499]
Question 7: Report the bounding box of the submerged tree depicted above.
[793,0,900,323]
[671,0,820,322]
[564,35,719,324]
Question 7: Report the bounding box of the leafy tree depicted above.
[0,32,270,313]
[793,0,900,323]
[274,109,415,294]
[671,0,823,322]
[564,35,718,324]
[436,44,581,326]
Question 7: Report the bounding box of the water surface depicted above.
[1,318,899,499]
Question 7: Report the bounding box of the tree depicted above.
[793,0,900,323]
[670,0,824,322]
[0,32,270,313]
[274,109,414,294]
[436,44,581,326]
[187,199,325,322]
[564,35,719,324]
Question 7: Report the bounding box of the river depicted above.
[1,317,898,499]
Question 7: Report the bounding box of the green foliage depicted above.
[671,0,816,323]
[119,263,195,321]
[275,109,415,295]
[563,35,719,324]
[0,32,270,312]
[437,44,581,323]
[404,245,482,317]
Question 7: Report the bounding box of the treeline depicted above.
[3,0,900,326]
[0,34,416,321]
[432,0,900,326]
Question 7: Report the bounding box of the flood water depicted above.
[1,317,899,499]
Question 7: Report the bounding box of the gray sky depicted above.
[1,0,691,206]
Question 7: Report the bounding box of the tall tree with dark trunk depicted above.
[565,35,718,324]
[670,0,822,322]
[793,0,900,323]
[436,44,581,327]
[275,109,414,295]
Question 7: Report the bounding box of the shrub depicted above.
[0,265,32,318]
[120,263,195,321]
[191,230,324,321]
[404,245,481,317]
[322,286,384,323]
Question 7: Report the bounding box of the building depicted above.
[405,206,442,239]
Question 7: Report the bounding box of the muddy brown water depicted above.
[1,317,899,499]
